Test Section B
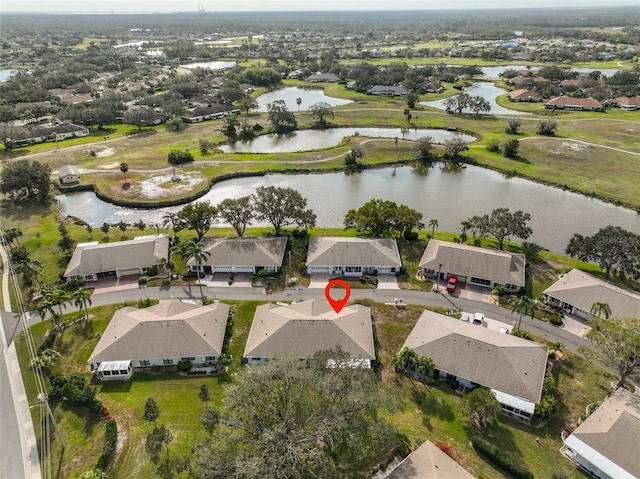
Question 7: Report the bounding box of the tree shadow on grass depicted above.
[463,419,526,461]
[409,381,455,422]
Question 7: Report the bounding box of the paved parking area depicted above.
[231,273,253,287]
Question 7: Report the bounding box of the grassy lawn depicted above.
[14,293,621,479]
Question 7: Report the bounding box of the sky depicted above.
[1,0,639,13]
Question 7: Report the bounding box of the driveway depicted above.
[231,273,253,287]
[456,283,491,303]
[308,274,331,289]
[91,276,140,295]
[376,275,399,290]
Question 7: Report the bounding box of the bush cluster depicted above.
[471,436,534,479]
[291,229,308,238]
[49,373,101,412]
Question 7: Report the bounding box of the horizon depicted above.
[2,0,639,14]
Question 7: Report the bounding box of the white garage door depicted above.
[213,266,233,273]
[232,266,255,273]
[308,267,331,274]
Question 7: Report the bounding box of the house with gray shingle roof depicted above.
[187,237,287,274]
[419,240,525,292]
[88,300,230,380]
[306,237,402,276]
[402,310,548,420]
[244,300,375,367]
[58,165,80,184]
[367,85,408,96]
[305,73,340,83]
[64,236,169,282]
[543,268,640,320]
[562,387,640,479]
[386,440,476,479]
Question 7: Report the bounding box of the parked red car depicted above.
[446,276,458,293]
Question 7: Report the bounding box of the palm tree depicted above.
[428,218,439,238]
[508,294,537,331]
[296,97,302,112]
[14,257,42,286]
[590,301,612,320]
[182,240,211,301]
[72,287,92,321]
[120,162,129,183]
[162,212,183,241]
[135,219,146,234]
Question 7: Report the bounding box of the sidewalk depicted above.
[0,242,42,479]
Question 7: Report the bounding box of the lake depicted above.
[256,86,352,112]
[480,65,620,79]
[421,82,528,115]
[0,69,17,82]
[219,127,476,154]
[180,60,237,70]
[56,165,640,254]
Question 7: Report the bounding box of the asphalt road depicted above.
[41,283,592,355]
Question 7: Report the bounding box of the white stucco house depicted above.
[562,387,640,479]
[244,300,375,367]
[402,310,548,421]
[64,235,169,282]
[419,239,526,292]
[88,300,230,380]
[306,237,402,277]
[187,237,288,274]
[543,268,640,320]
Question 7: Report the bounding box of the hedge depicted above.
[471,436,534,479]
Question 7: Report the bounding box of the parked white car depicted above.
[473,313,485,325]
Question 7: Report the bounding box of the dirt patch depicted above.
[96,147,115,158]
[558,141,590,154]
[132,172,207,199]
[97,162,120,169]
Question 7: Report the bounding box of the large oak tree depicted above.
[466,207,533,250]
[253,186,316,236]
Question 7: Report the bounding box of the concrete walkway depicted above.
[0,242,42,479]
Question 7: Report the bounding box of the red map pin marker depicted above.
[325,279,351,313]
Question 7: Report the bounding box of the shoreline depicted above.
[57,158,640,214]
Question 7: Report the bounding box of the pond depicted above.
[256,86,352,112]
[421,82,528,115]
[219,127,476,154]
[56,165,640,254]
[179,60,237,70]
[480,65,621,79]
[0,69,17,82]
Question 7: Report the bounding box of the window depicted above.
[103,370,111,376]
[181,357,195,362]
[470,277,491,287]
[205,356,216,361]
[140,360,150,366]
[162,359,174,365]
[120,370,128,375]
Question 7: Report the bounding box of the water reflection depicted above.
[421,82,528,115]
[56,165,640,254]
[256,86,352,112]
[219,127,476,154]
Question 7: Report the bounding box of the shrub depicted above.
[178,361,192,372]
[511,329,532,340]
[291,229,308,238]
[146,267,158,277]
[103,419,117,455]
[471,436,534,479]
[138,277,148,285]
[549,314,563,326]
[167,149,194,165]
[501,138,519,158]
[486,139,500,152]
[403,231,419,240]
[537,119,558,136]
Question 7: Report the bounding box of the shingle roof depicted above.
[88,300,230,363]
[565,388,640,478]
[387,441,476,479]
[307,237,401,268]
[419,240,526,287]
[188,237,287,268]
[614,96,640,107]
[545,96,603,108]
[402,311,547,403]
[64,236,169,278]
[244,300,375,360]
[305,73,340,82]
[543,268,640,319]
[509,89,541,101]
[58,165,80,177]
